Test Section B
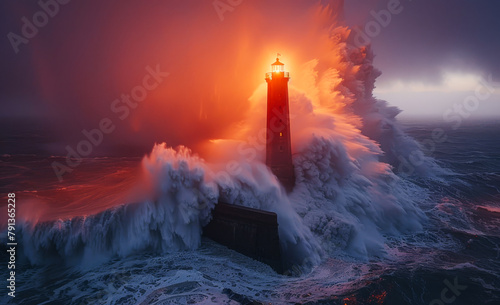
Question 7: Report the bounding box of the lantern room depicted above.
[271,58,285,73]
[266,57,290,80]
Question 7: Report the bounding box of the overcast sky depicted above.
[344,0,500,118]
[1,0,499,153]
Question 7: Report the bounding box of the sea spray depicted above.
[20,145,219,266]
[11,2,440,271]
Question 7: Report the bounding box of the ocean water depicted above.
[1,120,499,305]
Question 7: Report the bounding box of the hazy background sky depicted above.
[1,0,499,155]
[344,0,500,118]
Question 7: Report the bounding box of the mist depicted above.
[2,0,345,155]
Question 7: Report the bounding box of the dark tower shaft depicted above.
[265,58,295,191]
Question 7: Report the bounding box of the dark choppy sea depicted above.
[1,120,499,305]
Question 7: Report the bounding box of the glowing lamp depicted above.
[265,56,289,80]
[272,58,285,73]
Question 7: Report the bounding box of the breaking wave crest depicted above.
[12,4,445,271]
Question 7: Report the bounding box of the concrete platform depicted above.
[203,202,284,274]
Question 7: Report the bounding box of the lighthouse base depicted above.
[203,202,284,274]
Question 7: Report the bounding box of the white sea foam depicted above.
[14,3,444,271]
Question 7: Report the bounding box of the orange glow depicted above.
[23,1,351,156]
[10,1,367,224]
[272,58,285,73]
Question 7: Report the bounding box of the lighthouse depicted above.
[265,56,295,192]
[203,57,293,274]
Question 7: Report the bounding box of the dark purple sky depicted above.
[345,0,500,84]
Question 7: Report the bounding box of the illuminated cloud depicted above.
[375,71,485,93]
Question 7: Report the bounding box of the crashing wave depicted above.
[12,1,444,270]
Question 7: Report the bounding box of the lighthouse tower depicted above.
[265,56,295,192]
